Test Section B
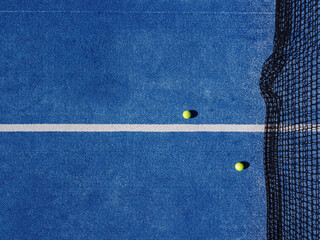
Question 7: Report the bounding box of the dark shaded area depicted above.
[260,0,320,239]
[189,110,198,119]
[241,161,250,169]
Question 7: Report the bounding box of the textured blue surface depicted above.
[0,0,275,239]
[0,133,266,239]
[0,12,273,124]
[1,0,274,12]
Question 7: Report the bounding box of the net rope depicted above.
[260,0,320,239]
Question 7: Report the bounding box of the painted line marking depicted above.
[0,124,265,132]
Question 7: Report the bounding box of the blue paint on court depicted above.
[0,11,274,124]
[0,133,265,239]
[1,1,274,13]
[0,1,275,239]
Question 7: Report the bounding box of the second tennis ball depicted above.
[183,110,192,119]
[235,162,244,171]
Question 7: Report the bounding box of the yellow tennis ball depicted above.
[183,110,191,119]
[235,162,244,171]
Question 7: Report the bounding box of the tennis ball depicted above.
[235,162,244,171]
[183,110,191,119]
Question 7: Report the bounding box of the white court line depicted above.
[0,124,265,132]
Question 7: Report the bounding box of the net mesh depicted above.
[260,0,320,239]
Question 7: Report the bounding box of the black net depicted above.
[260,0,320,239]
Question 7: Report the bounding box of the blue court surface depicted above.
[0,1,275,239]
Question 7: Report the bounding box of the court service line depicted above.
[0,124,265,133]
